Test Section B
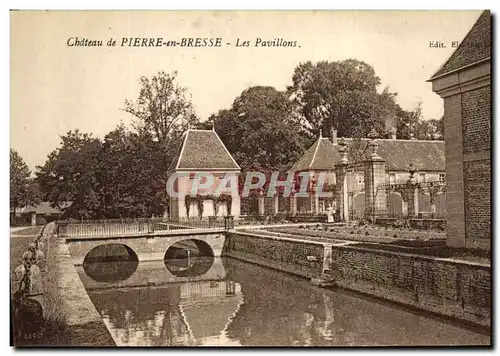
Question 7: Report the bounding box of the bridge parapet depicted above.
[56,218,228,239]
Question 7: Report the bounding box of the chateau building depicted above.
[287,129,446,220]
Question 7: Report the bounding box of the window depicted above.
[419,173,426,183]
[439,173,446,184]
[389,173,396,185]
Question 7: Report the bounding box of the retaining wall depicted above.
[225,231,491,329]
[328,244,491,328]
[223,231,326,279]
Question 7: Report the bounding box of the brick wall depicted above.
[224,232,324,278]
[464,160,491,242]
[462,86,491,154]
[329,244,491,327]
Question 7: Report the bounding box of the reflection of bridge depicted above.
[66,230,226,266]
[83,259,244,347]
[76,259,227,289]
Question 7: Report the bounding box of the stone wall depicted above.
[223,231,326,279]
[328,244,490,328]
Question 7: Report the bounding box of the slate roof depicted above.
[349,139,445,172]
[290,138,445,172]
[289,137,341,172]
[168,129,240,172]
[430,10,491,79]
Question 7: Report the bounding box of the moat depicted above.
[78,257,490,347]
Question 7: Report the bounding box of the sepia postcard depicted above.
[9,10,491,347]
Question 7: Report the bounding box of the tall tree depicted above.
[36,130,103,219]
[124,70,199,151]
[124,71,201,215]
[209,86,311,172]
[10,149,41,220]
[288,59,394,138]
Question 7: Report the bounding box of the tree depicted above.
[395,103,444,140]
[124,70,199,149]
[123,71,202,216]
[288,59,395,138]
[209,86,311,172]
[100,125,169,218]
[205,86,311,215]
[10,149,41,220]
[36,130,104,219]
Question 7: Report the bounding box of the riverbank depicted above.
[41,223,115,346]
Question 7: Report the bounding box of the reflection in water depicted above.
[83,243,139,282]
[163,240,215,278]
[84,258,490,347]
[83,260,139,282]
[164,257,214,278]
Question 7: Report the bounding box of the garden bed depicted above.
[266,226,445,245]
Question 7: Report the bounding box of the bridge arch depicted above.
[163,238,215,278]
[83,243,139,282]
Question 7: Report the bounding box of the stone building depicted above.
[429,10,491,249]
[167,128,241,220]
[287,130,446,220]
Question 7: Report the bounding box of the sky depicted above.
[10,10,483,171]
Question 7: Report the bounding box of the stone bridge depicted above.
[65,229,226,266]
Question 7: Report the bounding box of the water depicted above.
[79,258,490,347]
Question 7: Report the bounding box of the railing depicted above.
[55,213,327,238]
[56,217,234,238]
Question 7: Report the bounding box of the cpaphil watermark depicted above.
[166,171,334,198]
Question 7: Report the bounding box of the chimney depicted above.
[390,127,397,140]
[330,127,338,145]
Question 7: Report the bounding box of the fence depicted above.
[56,216,236,238]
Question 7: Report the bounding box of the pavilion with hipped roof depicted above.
[167,128,241,220]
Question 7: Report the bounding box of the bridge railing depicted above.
[55,217,231,238]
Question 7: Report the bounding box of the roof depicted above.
[290,138,445,172]
[350,139,445,172]
[289,137,341,172]
[430,11,491,79]
[168,129,240,172]
[20,201,71,214]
